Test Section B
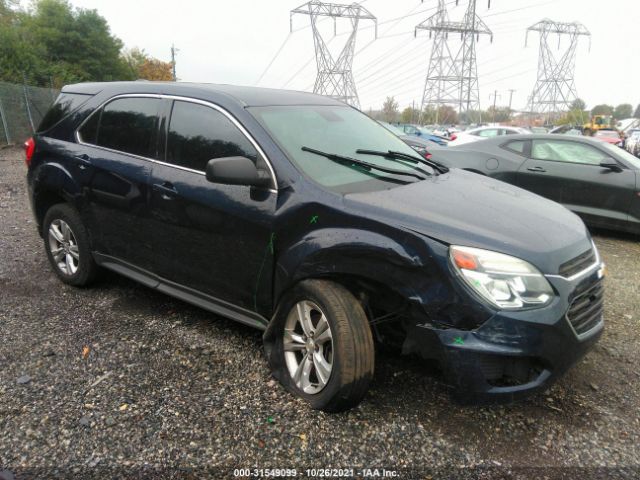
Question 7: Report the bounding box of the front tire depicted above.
[273,280,374,412]
[43,203,98,286]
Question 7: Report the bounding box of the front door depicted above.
[517,138,635,228]
[147,99,276,314]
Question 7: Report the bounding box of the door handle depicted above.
[74,154,91,170]
[153,182,178,200]
[527,166,546,172]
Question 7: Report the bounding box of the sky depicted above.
[38,0,640,112]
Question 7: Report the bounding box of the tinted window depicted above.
[77,110,100,144]
[166,101,259,172]
[531,140,609,165]
[504,140,526,154]
[476,129,499,138]
[96,97,161,158]
[38,93,92,133]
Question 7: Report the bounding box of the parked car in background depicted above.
[28,82,603,411]
[432,134,640,234]
[625,130,640,157]
[432,126,459,138]
[379,121,443,159]
[530,126,549,134]
[448,125,531,146]
[395,123,449,146]
[593,129,623,147]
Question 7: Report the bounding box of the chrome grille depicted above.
[567,279,604,336]
[559,248,596,278]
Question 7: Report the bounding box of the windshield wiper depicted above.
[356,149,449,174]
[301,146,429,181]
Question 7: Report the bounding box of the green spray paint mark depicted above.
[253,233,276,312]
[309,215,319,224]
[267,416,275,424]
[453,337,465,345]
[267,233,275,254]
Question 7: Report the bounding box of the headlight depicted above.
[450,246,554,310]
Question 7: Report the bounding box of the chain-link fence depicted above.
[0,81,59,146]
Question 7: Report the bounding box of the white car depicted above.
[626,130,640,156]
[449,126,531,146]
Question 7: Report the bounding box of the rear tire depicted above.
[43,203,98,287]
[273,279,374,412]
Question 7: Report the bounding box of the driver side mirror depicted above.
[206,156,272,188]
[600,162,623,173]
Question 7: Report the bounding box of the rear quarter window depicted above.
[37,93,92,133]
[96,97,161,158]
[503,140,527,154]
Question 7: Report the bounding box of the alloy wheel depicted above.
[283,300,334,394]
[48,219,79,276]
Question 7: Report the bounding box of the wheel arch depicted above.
[272,228,428,314]
[32,163,82,234]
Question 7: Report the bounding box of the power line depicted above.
[254,33,292,86]
[356,38,421,86]
[358,46,425,89]
[483,0,556,18]
[354,1,426,57]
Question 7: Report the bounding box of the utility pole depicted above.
[170,44,179,81]
[508,89,516,111]
[525,20,590,124]
[489,90,501,123]
[415,0,493,125]
[291,1,377,109]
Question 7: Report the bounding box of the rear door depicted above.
[76,96,161,270]
[517,139,635,227]
[147,99,276,313]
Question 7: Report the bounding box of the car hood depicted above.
[344,169,592,274]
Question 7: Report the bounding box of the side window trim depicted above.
[74,93,277,191]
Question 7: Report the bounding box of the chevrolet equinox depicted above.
[26,82,605,412]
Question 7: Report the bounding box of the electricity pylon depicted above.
[525,19,591,123]
[415,0,492,124]
[291,1,377,109]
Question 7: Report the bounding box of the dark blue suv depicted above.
[26,82,605,411]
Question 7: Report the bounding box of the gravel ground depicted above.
[1,146,639,479]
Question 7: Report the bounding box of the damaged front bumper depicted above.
[403,265,605,403]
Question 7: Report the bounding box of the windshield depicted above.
[602,143,640,169]
[250,105,434,193]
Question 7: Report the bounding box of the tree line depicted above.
[375,96,640,126]
[0,0,173,88]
